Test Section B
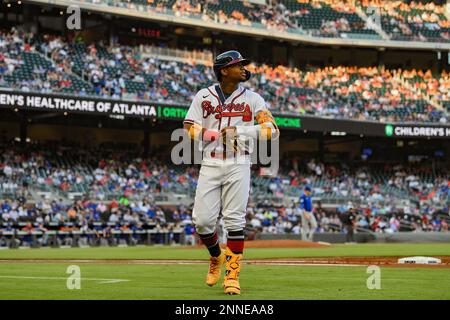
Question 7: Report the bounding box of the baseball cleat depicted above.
[223,247,242,295]
[206,249,226,286]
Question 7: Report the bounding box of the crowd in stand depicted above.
[320,18,351,36]
[1,185,448,248]
[0,29,82,94]
[247,64,449,123]
[360,0,450,41]
[0,194,185,247]
[2,141,449,209]
[246,200,448,235]
[0,140,448,247]
[89,0,450,42]
[260,157,449,212]
[0,140,200,202]
[106,0,298,32]
[1,28,449,123]
[402,69,450,104]
[1,185,448,247]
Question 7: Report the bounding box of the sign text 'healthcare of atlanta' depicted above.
[0,92,157,116]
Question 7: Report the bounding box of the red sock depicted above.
[227,230,244,254]
[227,240,244,254]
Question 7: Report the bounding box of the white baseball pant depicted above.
[192,162,251,234]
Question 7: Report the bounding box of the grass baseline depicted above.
[0,263,448,300]
[0,243,449,300]
[0,243,449,260]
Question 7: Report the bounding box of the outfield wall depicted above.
[258,232,450,243]
[258,232,375,243]
[374,232,450,243]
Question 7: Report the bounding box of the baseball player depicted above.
[298,186,318,242]
[183,50,279,295]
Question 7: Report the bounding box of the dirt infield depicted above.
[262,256,450,268]
[0,240,448,268]
[190,239,330,249]
[0,256,448,268]
[244,240,330,248]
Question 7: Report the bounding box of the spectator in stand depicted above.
[0,141,448,239]
[3,27,450,123]
[341,207,357,243]
[21,222,35,247]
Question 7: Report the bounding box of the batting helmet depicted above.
[213,50,251,82]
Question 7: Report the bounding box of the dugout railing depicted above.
[0,227,185,248]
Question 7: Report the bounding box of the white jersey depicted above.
[183,84,267,165]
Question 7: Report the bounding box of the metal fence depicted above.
[0,228,186,248]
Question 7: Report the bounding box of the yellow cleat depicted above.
[206,249,226,287]
[223,247,242,295]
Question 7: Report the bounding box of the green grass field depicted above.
[0,243,449,300]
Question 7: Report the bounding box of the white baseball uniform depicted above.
[183,84,269,234]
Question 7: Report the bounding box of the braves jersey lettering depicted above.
[202,101,252,121]
[184,84,267,164]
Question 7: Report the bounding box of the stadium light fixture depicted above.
[14,137,30,143]
[109,115,125,120]
[331,131,346,136]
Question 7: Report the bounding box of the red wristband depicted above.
[203,130,219,142]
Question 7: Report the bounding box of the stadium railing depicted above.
[140,46,213,65]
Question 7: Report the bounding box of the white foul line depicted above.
[0,275,129,284]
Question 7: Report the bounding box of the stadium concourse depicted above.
[0,140,448,248]
[1,27,449,123]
